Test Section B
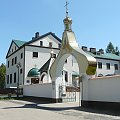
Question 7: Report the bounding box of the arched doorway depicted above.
[50,15,97,103]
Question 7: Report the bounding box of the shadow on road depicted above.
[2,97,120,117]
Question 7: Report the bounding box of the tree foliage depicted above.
[115,46,119,55]
[106,42,119,55]
[106,42,115,54]
[0,63,6,88]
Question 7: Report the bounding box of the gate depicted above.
[59,85,79,102]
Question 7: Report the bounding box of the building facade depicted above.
[5,32,120,88]
[6,32,74,88]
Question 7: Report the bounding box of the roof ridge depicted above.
[13,39,26,42]
[13,39,26,47]
[26,32,61,45]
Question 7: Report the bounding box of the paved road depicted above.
[0,100,120,120]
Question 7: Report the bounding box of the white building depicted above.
[6,32,76,88]
[6,32,120,89]
[84,47,120,77]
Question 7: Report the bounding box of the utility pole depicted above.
[16,62,21,98]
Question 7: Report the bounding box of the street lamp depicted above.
[16,62,21,98]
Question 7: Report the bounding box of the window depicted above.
[8,61,9,68]
[12,58,14,66]
[26,80,30,83]
[65,59,67,63]
[65,71,68,82]
[98,62,102,69]
[49,42,52,48]
[15,46,16,50]
[14,73,16,83]
[33,52,38,58]
[106,63,110,70]
[21,53,23,59]
[31,78,39,84]
[58,44,61,49]
[12,49,13,52]
[7,75,9,84]
[114,64,118,70]
[40,41,43,46]
[10,74,12,84]
[51,54,56,58]
[20,68,22,74]
[15,57,17,64]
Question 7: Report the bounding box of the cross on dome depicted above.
[64,0,69,17]
[64,0,72,31]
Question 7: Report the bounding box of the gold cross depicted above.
[64,0,69,17]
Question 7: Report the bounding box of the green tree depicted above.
[115,46,119,55]
[0,63,6,88]
[106,42,119,55]
[106,42,115,54]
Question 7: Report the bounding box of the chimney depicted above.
[32,37,35,40]
[90,48,96,54]
[35,32,40,38]
[99,49,104,54]
[82,46,87,51]
[96,51,101,55]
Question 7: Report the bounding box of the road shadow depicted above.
[2,97,120,117]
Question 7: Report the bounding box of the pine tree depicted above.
[115,46,119,55]
[106,42,115,54]
[106,42,119,55]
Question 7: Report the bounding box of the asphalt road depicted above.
[0,100,120,120]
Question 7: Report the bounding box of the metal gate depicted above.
[59,85,78,102]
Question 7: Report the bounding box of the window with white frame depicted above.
[98,62,102,69]
[33,52,38,58]
[106,63,110,70]
[114,64,118,70]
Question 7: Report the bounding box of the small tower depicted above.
[63,17,72,31]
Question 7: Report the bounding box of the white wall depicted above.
[6,47,25,88]
[82,75,120,102]
[30,35,60,48]
[23,83,52,98]
[24,46,59,85]
[7,42,19,56]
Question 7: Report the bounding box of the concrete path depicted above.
[0,100,120,120]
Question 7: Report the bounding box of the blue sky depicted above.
[1,0,120,64]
